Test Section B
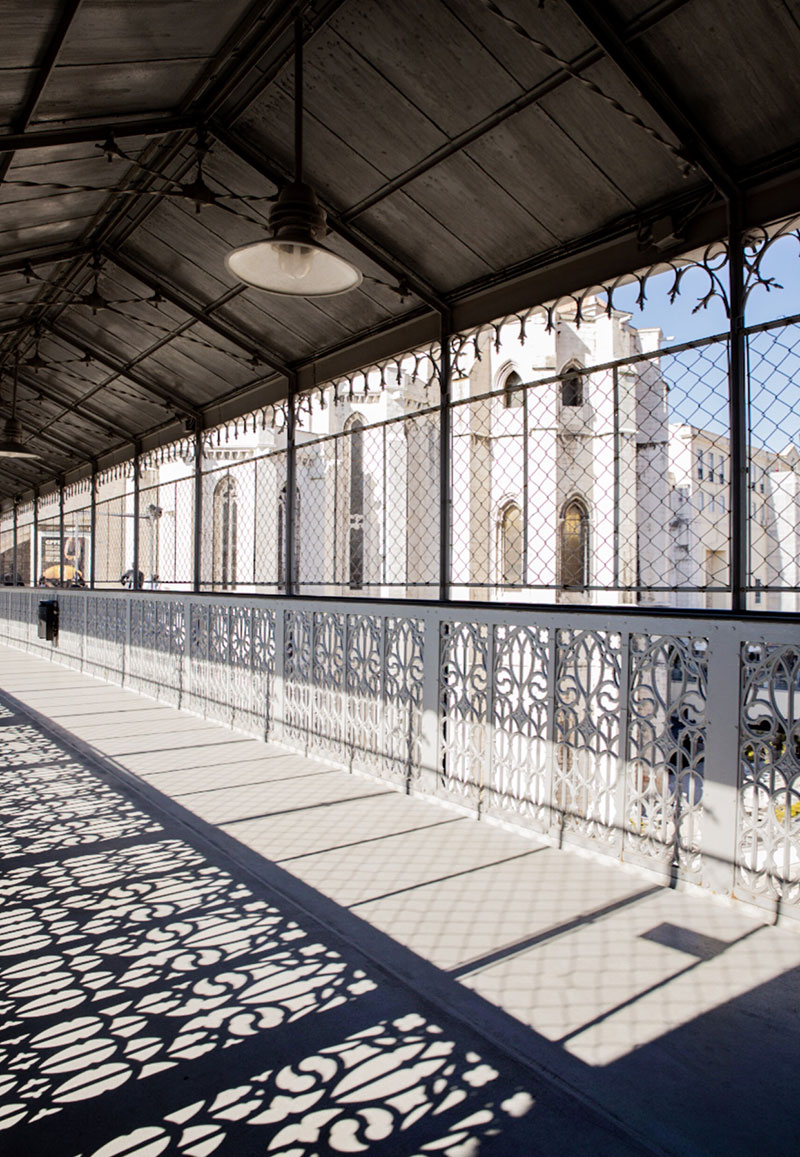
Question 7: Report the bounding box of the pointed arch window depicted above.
[212,475,237,590]
[502,369,523,409]
[560,364,583,408]
[560,498,589,589]
[499,502,523,586]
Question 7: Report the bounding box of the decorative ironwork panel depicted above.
[128,599,184,706]
[85,596,126,684]
[229,605,275,738]
[439,621,488,804]
[310,611,346,760]
[487,624,550,829]
[345,613,382,771]
[626,634,706,874]
[284,609,313,749]
[192,604,232,724]
[554,629,621,845]
[383,615,425,785]
[56,593,84,669]
[737,643,800,906]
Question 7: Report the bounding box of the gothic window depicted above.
[345,415,365,589]
[560,364,583,408]
[560,498,589,589]
[499,502,523,585]
[212,475,237,590]
[502,369,523,409]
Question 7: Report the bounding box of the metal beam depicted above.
[562,0,738,197]
[17,368,138,442]
[0,115,196,155]
[49,322,203,420]
[0,396,101,462]
[0,244,90,278]
[103,248,292,378]
[337,0,696,223]
[0,0,84,183]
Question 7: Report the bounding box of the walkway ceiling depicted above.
[1,0,800,499]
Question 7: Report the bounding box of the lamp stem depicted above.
[294,16,303,185]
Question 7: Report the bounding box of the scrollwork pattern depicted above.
[554,629,621,844]
[737,643,800,905]
[488,625,549,829]
[626,634,706,874]
[439,621,488,803]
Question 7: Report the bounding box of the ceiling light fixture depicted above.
[0,355,39,459]
[225,19,362,297]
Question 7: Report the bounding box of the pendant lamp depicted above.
[0,356,39,459]
[226,20,361,297]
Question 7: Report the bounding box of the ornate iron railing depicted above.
[0,587,797,920]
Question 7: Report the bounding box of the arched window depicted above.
[560,364,583,408]
[502,369,523,410]
[560,498,589,589]
[499,502,523,586]
[346,415,365,589]
[212,475,237,590]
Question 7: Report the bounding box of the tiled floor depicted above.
[1,644,799,1155]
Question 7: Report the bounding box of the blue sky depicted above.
[606,234,800,450]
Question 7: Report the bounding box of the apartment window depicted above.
[560,498,589,589]
[755,578,762,605]
[697,491,704,512]
[698,450,703,480]
[718,457,724,484]
[719,494,725,513]
[499,502,523,585]
[708,453,715,483]
[502,369,523,410]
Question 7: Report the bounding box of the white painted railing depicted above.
[0,588,798,919]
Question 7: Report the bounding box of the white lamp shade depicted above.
[226,238,362,296]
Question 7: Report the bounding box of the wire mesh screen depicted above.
[199,449,286,593]
[36,512,63,586]
[746,318,800,612]
[0,522,12,582]
[291,346,442,597]
[448,319,732,608]
[137,474,194,590]
[94,488,128,589]
[292,403,441,597]
[61,500,92,586]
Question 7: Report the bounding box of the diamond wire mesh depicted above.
[746,319,800,611]
[448,333,733,608]
[290,351,442,597]
[93,485,129,589]
[137,475,194,590]
[292,403,441,597]
[199,449,286,593]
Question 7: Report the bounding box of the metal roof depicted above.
[1,0,799,498]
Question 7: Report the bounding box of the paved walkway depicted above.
[1,644,799,1156]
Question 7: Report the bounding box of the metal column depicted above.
[132,442,141,591]
[58,479,65,587]
[438,309,452,602]
[89,462,97,589]
[728,198,748,613]
[12,500,17,584]
[32,488,38,586]
[193,426,203,593]
[285,373,297,596]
